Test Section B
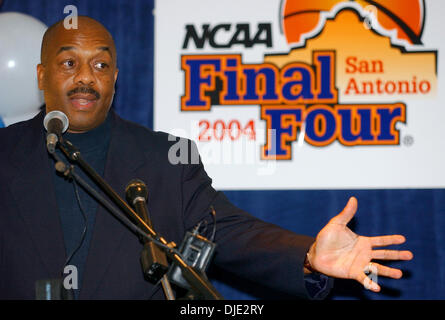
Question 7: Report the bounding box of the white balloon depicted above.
[0,12,47,126]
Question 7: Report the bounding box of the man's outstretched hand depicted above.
[307,197,413,292]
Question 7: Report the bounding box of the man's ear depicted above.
[114,68,119,83]
[37,64,45,90]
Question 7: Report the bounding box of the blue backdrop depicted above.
[1,0,443,299]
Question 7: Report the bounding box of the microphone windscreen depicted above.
[125,179,148,204]
[48,118,63,134]
[43,110,69,133]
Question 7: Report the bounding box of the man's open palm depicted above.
[308,197,413,292]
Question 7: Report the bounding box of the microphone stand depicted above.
[129,185,175,300]
[55,138,223,300]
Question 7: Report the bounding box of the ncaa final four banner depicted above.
[154,0,442,190]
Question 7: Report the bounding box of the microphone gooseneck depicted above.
[43,110,69,153]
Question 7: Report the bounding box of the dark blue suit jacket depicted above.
[0,111,321,299]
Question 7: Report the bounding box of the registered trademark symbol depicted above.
[402,135,414,146]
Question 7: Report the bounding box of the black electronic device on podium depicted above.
[44,111,222,300]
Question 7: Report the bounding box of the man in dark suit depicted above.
[0,16,413,299]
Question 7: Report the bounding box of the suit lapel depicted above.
[79,112,150,299]
[9,112,67,276]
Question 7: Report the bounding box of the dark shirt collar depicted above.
[61,112,112,153]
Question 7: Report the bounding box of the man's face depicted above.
[37,21,118,133]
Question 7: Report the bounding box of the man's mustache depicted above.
[67,86,101,99]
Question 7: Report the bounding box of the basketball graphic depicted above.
[282,0,425,46]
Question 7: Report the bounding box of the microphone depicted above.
[125,179,150,222]
[125,179,170,284]
[43,110,69,153]
[125,179,218,299]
